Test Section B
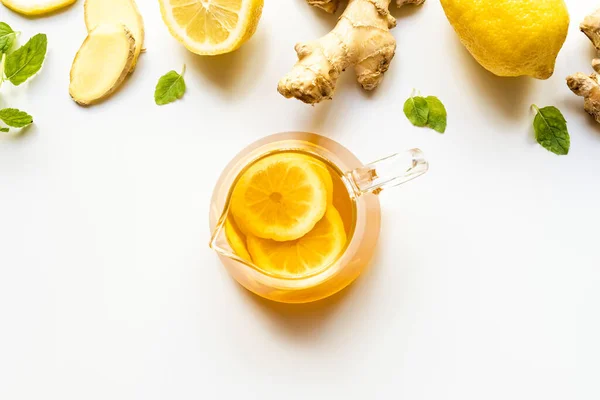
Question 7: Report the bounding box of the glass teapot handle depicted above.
[347,149,429,195]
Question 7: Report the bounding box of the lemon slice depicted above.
[247,207,347,278]
[1,0,75,15]
[224,217,251,262]
[231,153,328,242]
[302,155,333,205]
[159,0,264,55]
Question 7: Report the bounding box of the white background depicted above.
[1,1,599,399]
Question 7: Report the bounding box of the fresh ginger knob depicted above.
[567,8,600,123]
[278,0,425,104]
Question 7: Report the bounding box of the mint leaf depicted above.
[425,96,447,133]
[5,33,47,86]
[0,22,16,54]
[532,105,570,155]
[0,108,33,127]
[0,127,9,132]
[403,95,429,127]
[155,65,186,105]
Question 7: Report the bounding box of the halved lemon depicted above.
[231,152,328,242]
[1,0,75,15]
[159,0,264,55]
[224,217,251,262]
[247,207,347,278]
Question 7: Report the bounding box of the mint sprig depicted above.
[532,105,570,155]
[0,22,17,54]
[0,108,33,128]
[0,23,46,133]
[4,33,47,86]
[403,90,447,133]
[155,65,186,106]
[403,93,429,127]
[425,96,447,133]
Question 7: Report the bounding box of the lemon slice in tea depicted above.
[231,152,328,242]
[302,155,333,205]
[224,218,251,262]
[247,207,347,278]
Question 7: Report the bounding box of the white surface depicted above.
[0,1,599,399]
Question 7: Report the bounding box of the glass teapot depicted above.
[209,132,428,304]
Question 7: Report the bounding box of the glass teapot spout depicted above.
[209,213,254,266]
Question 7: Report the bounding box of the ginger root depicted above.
[278,0,425,104]
[567,73,600,123]
[307,0,339,13]
[567,8,600,123]
[581,8,600,73]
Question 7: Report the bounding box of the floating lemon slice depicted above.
[301,155,333,205]
[1,0,75,15]
[224,218,251,262]
[158,0,264,55]
[247,207,347,278]
[231,152,328,242]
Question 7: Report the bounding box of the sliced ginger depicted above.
[84,0,144,70]
[69,24,135,106]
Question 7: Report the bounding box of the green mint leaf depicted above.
[403,95,429,127]
[0,22,16,54]
[425,96,447,133]
[5,33,47,86]
[532,105,570,156]
[0,108,33,127]
[0,127,9,132]
[155,65,186,105]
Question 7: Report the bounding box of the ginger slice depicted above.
[84,0,144,71]
[69,24,135,106]
[278,0,426,104]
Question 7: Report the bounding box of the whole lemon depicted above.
[440,0,570,79]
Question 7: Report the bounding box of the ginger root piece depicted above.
[567,73,600,123]
[307,0,340,13]
[278,0,426,104]
[581,8,600,73]
[84,0,144,71]
[567,8,600,123]
[69,24,135,106]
